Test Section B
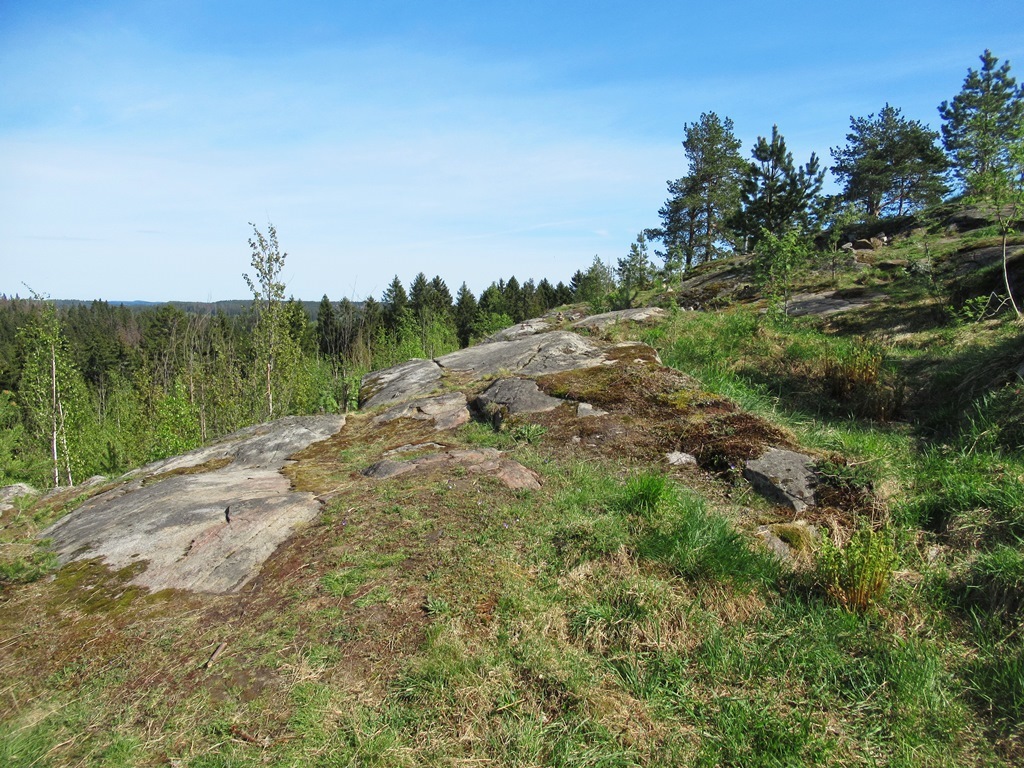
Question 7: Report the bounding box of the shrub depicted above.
[815,524,897,612]
[822,340,903,421]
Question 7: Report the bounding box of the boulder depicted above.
[666,451,698,467]
[875,259,909,272]
[786,291,881,318]
[485,317,555,342]
[943,207,992,232]
[0,483,39,503]
[756,521,819,562]
[743,448,818,512]
[372,392,470,432]
[360,358,443,410]
[472,379,564,423]
[43,415,345,594]
[852,237,885,251]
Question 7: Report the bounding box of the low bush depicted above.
[815,524,897,612]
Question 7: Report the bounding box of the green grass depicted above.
[5,230,1024,765]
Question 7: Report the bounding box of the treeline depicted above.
[647,49,1024,283]
[0,241,630,490]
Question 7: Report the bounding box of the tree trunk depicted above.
[1003,231,1022,318]
[50,340,59,487]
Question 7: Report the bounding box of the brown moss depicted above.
[141,456,234,486]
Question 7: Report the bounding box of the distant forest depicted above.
[2,48,1021,490]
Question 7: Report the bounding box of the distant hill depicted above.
[51,298,328,318]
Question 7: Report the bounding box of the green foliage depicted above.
[830,103,948,217]
[967,640,1024,737]
[815,524,897,612]
[735,125,825,247]
[0,542,59,585]
[244,222,300,420]
[959,545,1024,620]
[939,49,1024,195]
[16,297,88,487]
[752,228,808,315]
[0,389,33,484]
[655,112,745,273]
[613,232,653,309]
[148,378,201,461]
[822,338,903,420]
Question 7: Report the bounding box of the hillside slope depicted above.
[2,217,1024,766]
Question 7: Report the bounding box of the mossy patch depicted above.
[140,456,234,486]
[538,356,791,472]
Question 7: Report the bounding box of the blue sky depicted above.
[1,1,1021,302]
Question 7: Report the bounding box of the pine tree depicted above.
[316,295,340,359]
[939,50,1024,195]
[831,104,948,217]
[614,233,653,309]
[656,112,744,272]
[940,51,1024,316]
[382,276,410,335]
[735,125,825,247]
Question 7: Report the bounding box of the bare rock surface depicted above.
[1,483,38,503]
[372,393,470,432]
[473,378,564,417]
[786,290,881,317]
[43,415,345,594]
[360,358,443,410]
[436,331,606,378]
[743,448,818,512]
[485,317,556,342]
[666,451,698,467]
[363,447,541,490]
[571,306,668,331]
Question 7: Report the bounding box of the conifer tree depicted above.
[382,276,410,335]
[940,51,1024,316]
[316,295,340,359]
[454,282,479,347]
[939,50,1024,195]
[830,104,948,217]
[656,112,744,271]
[735,125,825,248]
[615,232,653,308]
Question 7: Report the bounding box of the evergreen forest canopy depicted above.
[1,48,1022,491]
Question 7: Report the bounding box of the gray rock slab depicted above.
[786,291,881,318]
[43,414,345,594]
[743,448,818,512]
[1,483,39,503]
[436,331,606,378]
[474,378,563,416]
[485,318,555,342]
[360,358,443,410]
[363,447,541,490]
[372,392,470,431]
[571,307,667,331]
[577,402,608,418]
